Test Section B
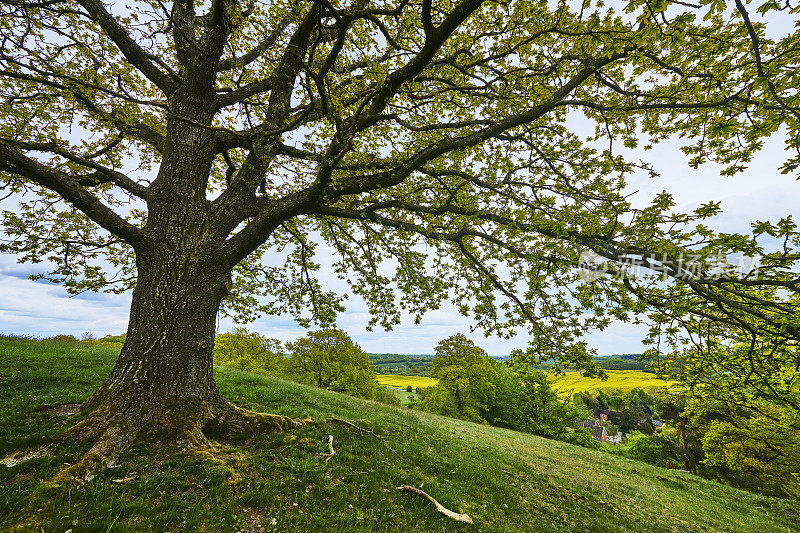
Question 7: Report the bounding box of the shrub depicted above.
[625,432,671,466]
[559,429,600,450]
[47,334,78,343]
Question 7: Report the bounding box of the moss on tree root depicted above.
[24,392,313,486]
[207,404,312,439]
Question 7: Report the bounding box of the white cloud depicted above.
[0,266,132,338]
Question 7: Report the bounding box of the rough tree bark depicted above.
[13,88,309,484]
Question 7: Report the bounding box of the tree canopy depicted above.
[0,0,799,478]
[214,327,283,374]
[2,0,798,351]
[287,328,386,400]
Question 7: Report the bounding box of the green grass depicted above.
[388,388,419,407]
[1,335,799,532]
[375,374,439,389]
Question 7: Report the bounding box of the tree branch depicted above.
[0,145,144,245]
[76,0,176,94]
[217,12,291,72]
[0,139,149,199]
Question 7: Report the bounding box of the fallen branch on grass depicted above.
[321,435,336,463]
[397,485,473,524]
[327,417,381,438]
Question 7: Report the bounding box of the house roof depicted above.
[591,426,608,441]
[593,409,619,418]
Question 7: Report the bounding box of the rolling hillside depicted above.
[1,336,798,532]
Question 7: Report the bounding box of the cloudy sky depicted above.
[1,126,795,356]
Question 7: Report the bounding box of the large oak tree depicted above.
[1,0,798,479]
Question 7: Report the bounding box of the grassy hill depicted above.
[1,336,798,532]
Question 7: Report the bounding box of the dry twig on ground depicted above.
[397,485,473,524]
[320,435,336,463]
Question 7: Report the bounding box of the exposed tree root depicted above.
[1,406,100,469]
[50,415,137,485]
[206,403,311,440]
[1,390,312,486]
[397,485,473,524]
[36,403,84,417]
[1,446,54,468]
[51,414,104,444]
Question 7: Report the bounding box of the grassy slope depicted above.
[0,337,798,532]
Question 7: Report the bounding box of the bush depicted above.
[638,421,655,435]
[373,385,402,406]
[47,334,78,343]
[625,432,670,466]
[559,429,600,450]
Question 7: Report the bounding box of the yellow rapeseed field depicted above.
[377,370,678,395]
[549,370,679,396]
[375,375,439,389]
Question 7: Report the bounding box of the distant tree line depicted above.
[370,352,658,375]
[369,354,434,376]
[594,357,651,372]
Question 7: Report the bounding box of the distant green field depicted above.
[375,374,438,389]
[377,370,677,397]
[549,370,678,396]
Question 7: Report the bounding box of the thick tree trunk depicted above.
[80,87,233,440]
[679,419,696,474]
[3,89,311,484]
[102,250,227,408]
[50,249,222,481]
[49,210,304,483]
